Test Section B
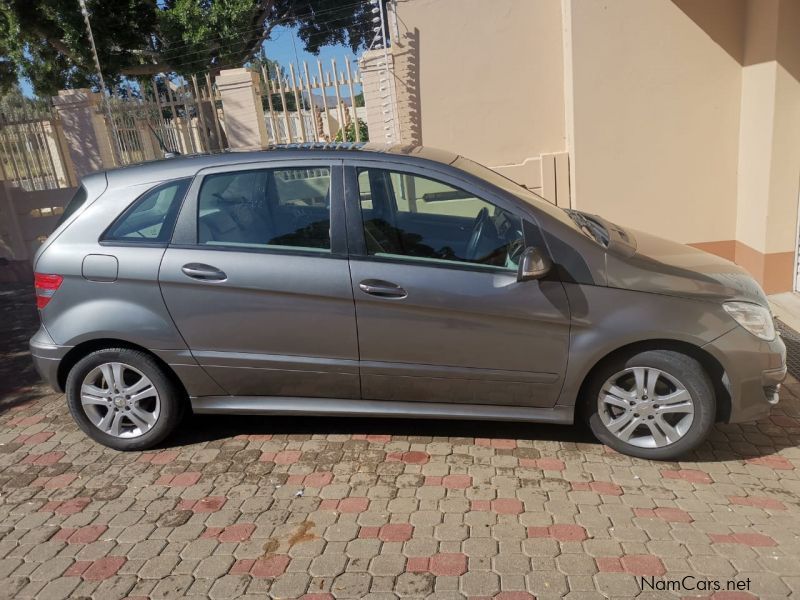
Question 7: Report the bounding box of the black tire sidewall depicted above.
[586,350,715,460]
[66,348,180,451]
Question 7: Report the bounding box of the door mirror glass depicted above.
[517,247,552,282]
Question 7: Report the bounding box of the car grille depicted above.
[776,319,800,380]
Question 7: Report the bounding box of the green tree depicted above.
[0,0,384,96]
[335,118,368,142]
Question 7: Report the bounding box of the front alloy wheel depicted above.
[586,349,715,460]
[598,367,694,448]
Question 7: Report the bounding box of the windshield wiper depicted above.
[565,210,609,246]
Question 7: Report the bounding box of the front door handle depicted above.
[359,279,407,299]
[181,263,227,281]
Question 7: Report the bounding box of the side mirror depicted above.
[517,246,552,282]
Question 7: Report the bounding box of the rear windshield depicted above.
[56,186,88,227]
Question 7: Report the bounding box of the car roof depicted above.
[101,143,462,189]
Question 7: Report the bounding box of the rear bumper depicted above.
[703,325,787,423]
[29,326,69,393]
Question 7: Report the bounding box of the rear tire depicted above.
[66,348,183,451]
[584,349,715,460]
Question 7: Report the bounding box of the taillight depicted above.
[34,273,63,309]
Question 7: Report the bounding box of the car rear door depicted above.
[344,160,571,407]
[158,159,360,399]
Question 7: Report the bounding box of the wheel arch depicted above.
[57,338,190,410]
[574,338,731,423]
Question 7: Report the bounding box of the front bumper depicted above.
[29,326,70,393]
[703,325,787,423]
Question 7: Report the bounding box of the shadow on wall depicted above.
[672,0,800,82]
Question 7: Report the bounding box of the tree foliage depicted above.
[335,118,368,142]
[0,0,381,97]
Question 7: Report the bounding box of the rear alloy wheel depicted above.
[66,348,183,451]
[80,362,161,438]
[586,350,715,460]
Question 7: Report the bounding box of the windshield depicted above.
[453,156,610,246]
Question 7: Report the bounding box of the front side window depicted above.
[357,168,524,269]
[197,167,331,252]
[103,179,189,243]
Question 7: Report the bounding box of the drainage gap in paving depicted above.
[776,319,800,380]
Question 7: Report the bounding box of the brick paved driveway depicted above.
[2,283,800,599]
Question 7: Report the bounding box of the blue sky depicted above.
[263,25,360,80]
[19,24,360,98]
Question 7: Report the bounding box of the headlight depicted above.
[723,301,776,341]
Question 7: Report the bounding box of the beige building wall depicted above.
[732,0,800,293]
[392,0,567,190]
[565,0,743,247]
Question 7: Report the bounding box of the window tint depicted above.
[103,179,189,243]
[357,168,524,269]
[56,186,88,227]
[197,167,331,251]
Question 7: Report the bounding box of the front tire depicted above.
[585,349,715,460]
[66,348,183,451]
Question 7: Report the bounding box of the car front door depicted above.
[159,159,360,399]
[344,161,571,407]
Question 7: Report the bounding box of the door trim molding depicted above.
[361,360,559,383]
[191,395,574,424]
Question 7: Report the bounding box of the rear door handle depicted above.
[181,263,227,282]
[358,279,407,299]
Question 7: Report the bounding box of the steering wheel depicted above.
[465,207,490,260]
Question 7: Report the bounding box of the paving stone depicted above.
[148,574,195,598]
[34,577,81,600]
[330,572,372,598]
[209,574,250,599]
[268,572,311,597]
[310,552,348,577]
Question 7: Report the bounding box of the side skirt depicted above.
[190,396,574,424]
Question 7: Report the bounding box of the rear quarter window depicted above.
[103,179,190,244]
[56,186,88,227]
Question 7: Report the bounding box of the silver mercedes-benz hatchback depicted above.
[30,144,786,460]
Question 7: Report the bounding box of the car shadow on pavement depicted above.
[167,411,800,466]
[172,412,600,447]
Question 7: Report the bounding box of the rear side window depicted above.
[197,167,332,252]
[103,179,190,243]
[56,186,88,227]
